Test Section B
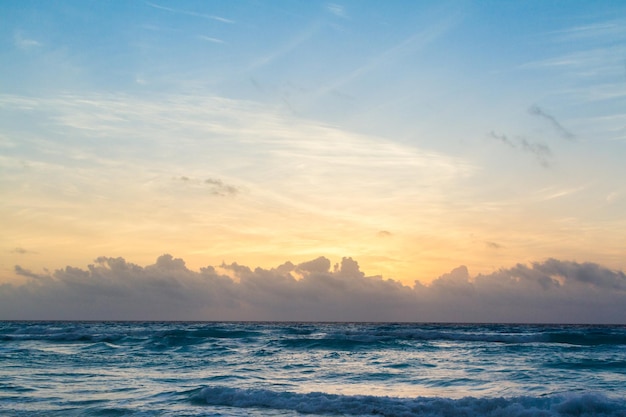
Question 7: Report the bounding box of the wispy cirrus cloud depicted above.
[520,19,625,132]
[145,1,234,24]
[326,3,347,18]
[535,185,587,201]
[547,21,626,43]
[198,35,225,44]
[247,21,321,71]
[0,91,474,274]
[311,11,462,101]
[0,92,472,192]
[14,32,42,50]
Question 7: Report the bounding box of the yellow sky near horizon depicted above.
[2,1,626,289]
[2,93,625,286]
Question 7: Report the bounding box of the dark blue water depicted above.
[1,322,625,416]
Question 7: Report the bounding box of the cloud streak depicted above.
[3,255,625,323]
[198,35,225,44]
[205,178,239,196]
[489,131,552,167]
[175,176,240,196]
[14,32,42,50]
[528,105,575,140]
[10,247,38,255]
[326,4,347,18]
[145,2,234,23]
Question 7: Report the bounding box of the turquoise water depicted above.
[1,322,625,416]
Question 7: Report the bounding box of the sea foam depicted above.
[193,386,626,417]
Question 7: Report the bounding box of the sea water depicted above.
[1,322,625,416]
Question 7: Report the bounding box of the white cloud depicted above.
[14,32,42,50]
[326,4,347,18]
[606,191,620,203]
[0,92,473,223]
[145,2,234,24]
[535,185,586,201]
[2,255,625,323]
[198,35,225,44]
[547,21,626,43]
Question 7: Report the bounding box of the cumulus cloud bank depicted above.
[2,256,625,323]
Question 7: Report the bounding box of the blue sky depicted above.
[1,1,626,320]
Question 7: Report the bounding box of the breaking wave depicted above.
[191,386,626,417]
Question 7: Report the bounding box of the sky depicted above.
[1,0,626,322]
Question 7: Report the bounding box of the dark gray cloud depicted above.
[205,178,239,196]
[10,247,37,255]
[489,131,552,167]
[14,265,49,280]
[485,241,503,249]
[489,131,516,148]
[528,105,575,140]
[174,176,239,196]
[519,138,552,167]
[2,255,625,323]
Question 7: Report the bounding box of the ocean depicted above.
[1,322,625,416]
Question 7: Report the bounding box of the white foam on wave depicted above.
[193,386,626,417]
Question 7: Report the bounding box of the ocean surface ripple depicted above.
[1,322,625,416]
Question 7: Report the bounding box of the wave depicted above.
[274,325,626,350]
[543,330,626,346]
[2,322,625,348]
[190,386,626,417]
[0,322,260,346]
[277,335,383,350]
[543,359,626,370]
